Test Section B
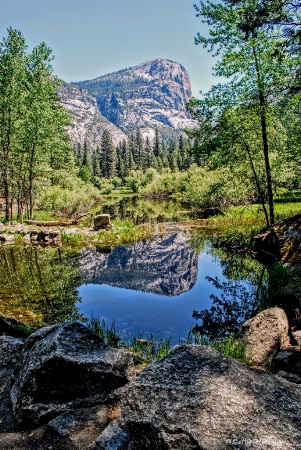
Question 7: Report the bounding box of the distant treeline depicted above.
[74,129,202,183]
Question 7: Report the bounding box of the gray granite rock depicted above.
[28,404,121,450]
[0,336,24,432]
[11,322,135,428]
[96,419,131,449]
[236,307,290,369]
[121,345,301,450]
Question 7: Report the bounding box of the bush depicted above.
[37,177,102,217]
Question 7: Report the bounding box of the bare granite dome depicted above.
[58,82,126,149]
[74,58,197,138]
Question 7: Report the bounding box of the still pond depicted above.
[0,198,266,344]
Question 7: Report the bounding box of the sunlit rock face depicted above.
[80,232,199,296]
[58,82,126,149]
[74,58,197,138]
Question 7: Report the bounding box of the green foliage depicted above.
[37,177,101,217]
[87,315,121,348]
[212,335,249,364]
[188,1,301,225]
[0,27,74,220]
[78,165,91,182]
[87,315,172,364]
[186,329,250,365]
[16,323,36,337]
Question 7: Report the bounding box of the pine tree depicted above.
[92,146,101,178]
[82,139,93,175]
[134,129,144,170]
[153,128,161,158]
[101,129,116,178]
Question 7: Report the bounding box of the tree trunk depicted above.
[252,44,275,225]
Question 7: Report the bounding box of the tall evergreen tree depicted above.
[101,129,116,178]
[153,128,161,158]
[82,138,93,175]
[92,145,101,178]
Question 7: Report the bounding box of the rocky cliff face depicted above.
[74,58,197,139]
[80,232,199,296]
[58,82,126,149]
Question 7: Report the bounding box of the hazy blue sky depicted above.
[0,0,217,97]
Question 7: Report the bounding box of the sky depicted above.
[0,0,217,98]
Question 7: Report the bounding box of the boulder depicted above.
[0,336,24,432]
[292,329,301,348]
[11,322,135,428]
[235,307,290,369]
[28,404,122,450]
[121,345,301,449]
[274,350,301,381]
[0,234,14,244]
[252,213,301,265]
[94,214,111,231]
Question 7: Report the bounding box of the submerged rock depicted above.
[11,322,135,428]
[121,344,301,449]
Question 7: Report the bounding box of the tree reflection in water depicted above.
[0,246,83,325]
[191,237,267,339]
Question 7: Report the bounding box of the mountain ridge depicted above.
[59,58,197,149]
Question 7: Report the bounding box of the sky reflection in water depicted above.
[77,234,236,344]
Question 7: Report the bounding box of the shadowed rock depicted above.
[0,336,24,432]
[11,322,135,429]
[253,213,301,266]
[194,207,225,219]
[0,315,29,339]
[121,345,301,449]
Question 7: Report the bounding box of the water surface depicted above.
[0,197,266,342]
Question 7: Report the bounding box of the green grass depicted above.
[186,329,250,364]
[199,202,301,242]
[212,335,249,363]
[96,220,156,246]
[61,232,87,245]
[87,315,172,365]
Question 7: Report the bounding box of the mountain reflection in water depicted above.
[78,232,225,342]
[0,230,265,343]
[80,232,199,297]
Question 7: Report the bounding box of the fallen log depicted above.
[25,213,90,227]
[25,219,78,226]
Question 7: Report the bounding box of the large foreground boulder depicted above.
[121,345,301,449]
[11,322,135,428]
[235,307,291,369]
